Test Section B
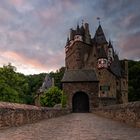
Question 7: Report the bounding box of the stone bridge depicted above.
[0,113,140,140]
[0,102,140,140]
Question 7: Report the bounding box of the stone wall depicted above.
[66,41,91,70]
[63,82,99,111]
[99,97,117,107]
[0,102,70,129]
[93,101,140,127]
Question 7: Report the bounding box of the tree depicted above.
[128,60,140,101]
[0,64,65,105]
[40,86,62,107]
[49,67,65,89]
[0,63,32,104]
[26,73,46,94]
[61,91,67,108]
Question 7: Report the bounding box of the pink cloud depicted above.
[119,34,140,60]
[122,14,134,27]
[1,51,47,70]
[0,49,64,74]
[37,7,63,26]
[36,1,78,26]
[0,7,14,22]
[10,0,24,7]
[119,14,138,28]
[10,0,34,13]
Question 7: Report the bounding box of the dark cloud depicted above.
[0,0,139,74]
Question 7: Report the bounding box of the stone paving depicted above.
[0,113,140,140]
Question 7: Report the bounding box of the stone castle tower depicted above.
[62,22,128,112]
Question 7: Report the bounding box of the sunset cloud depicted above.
[0,0,139,74]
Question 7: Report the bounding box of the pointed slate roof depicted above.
[94,25,108,45]
[62,69,98,82]
[108,40,113,48]
[110,54,121,77]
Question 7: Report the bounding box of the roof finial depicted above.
[97,17,101,25]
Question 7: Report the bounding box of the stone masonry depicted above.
[0,113,140,140]
[94,101,140,127]
[0,102,70,129]
[63,82,99,111]
[62,22,128,112]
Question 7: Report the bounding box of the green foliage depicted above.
[26,73,46,98]
[0,63,31,103]
[0,61,140,105]
[49,67,65,89]
[61,91,67,108]
[40,86,62,107]
[128,60,140,101]
[0,63,65,105]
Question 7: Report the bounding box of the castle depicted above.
[62,22,128,112]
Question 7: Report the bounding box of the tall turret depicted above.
[120,59,128,103]
[107,40,114,66]
[74,24,83,42]
[97,47,108,69]
[70,28,75,41]
[84,23,91,44]
[80,24,85,36]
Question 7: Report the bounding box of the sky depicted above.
[0,0,140,75]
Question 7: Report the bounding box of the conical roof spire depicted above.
[94,24,108,45]
[96,25,104,36]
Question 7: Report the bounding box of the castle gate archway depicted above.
[72,92,89,113]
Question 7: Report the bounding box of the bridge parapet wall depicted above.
[93,101,140,127]
[0,102,70,129]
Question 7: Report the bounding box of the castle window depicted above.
[99,72,101,75]
[100,85,110,91]
[116,82,119,86]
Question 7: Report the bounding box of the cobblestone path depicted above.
[0,113,140,140]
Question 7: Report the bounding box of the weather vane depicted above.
[97,17,101,25]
